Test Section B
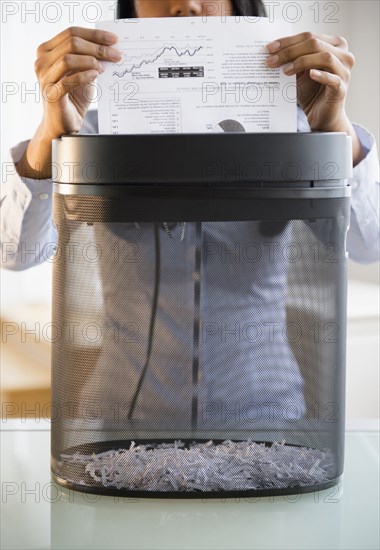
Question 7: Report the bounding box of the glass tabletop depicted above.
[1,419,379,550]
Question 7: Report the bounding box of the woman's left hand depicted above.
[265,32,355,133]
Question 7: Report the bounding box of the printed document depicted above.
[95,17,296,134]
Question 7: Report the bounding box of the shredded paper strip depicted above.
[60,439,335,492]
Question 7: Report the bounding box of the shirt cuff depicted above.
[351,123,379,176]
[7,139,54,213]
[348,123,380,263]
[350,122,379,198]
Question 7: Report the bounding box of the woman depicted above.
[2,0,379,428]
[10,0,374,180]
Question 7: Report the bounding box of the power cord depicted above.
[127,222,161,420]
[127,221,190,421]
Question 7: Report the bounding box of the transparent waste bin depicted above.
[50,132,352,498]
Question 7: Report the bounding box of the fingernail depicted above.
[104,32,118,45]
[99,63,105,73]
[108,47,122,61]
[266,40,281,53]
[283,62,294,75]
[266,54,279,66]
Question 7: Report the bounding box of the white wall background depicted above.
[1,1,379,418]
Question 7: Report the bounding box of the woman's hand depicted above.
[265,32,355,132]
[34,26,122,139]
[15,26,122,179]
[265,32,365,166]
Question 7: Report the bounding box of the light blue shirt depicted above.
[1,107,379,426]
[2,107,379,270]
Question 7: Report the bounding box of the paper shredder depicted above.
[50,132,352,498]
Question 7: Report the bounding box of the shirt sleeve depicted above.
[2,109,379,269]
[346,123,380,264]
[0,110,98,271]
[297,107,379,264]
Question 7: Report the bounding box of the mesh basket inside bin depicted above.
[51,133,351,497]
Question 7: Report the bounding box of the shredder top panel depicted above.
[52,132,353,186]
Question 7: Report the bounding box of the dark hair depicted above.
[117,0,267,19]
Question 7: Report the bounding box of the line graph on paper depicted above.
[112,37,214,80]
[101,33,216,134]
[113,44,203,77]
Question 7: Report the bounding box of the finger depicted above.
[281,51,350,85]
[266,37,354,71]
[42,54,105,86]
[37,26,118,55]
[266,32,347,53]
[39,36,122,74]
[44,69,100,102]
[309,69,347,101]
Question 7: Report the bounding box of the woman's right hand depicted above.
[34,26,122,138]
